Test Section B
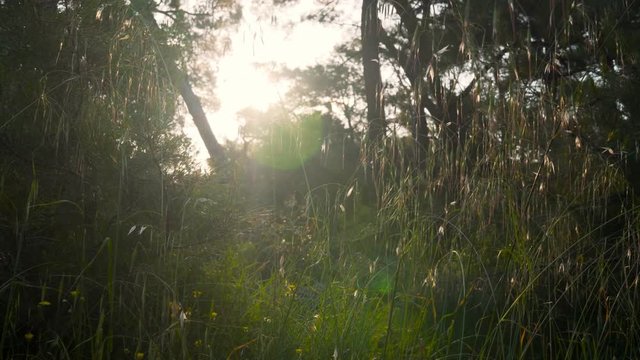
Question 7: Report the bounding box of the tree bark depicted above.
[361,0,385,144]
[177,76,226,161]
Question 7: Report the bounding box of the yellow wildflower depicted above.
[285,282,296,296]
[24,332,34,342]
[135,352,144,360]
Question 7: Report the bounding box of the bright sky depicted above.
[185,0,359,164]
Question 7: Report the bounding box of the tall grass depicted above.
[3,68,638,359]
[2,1,640,359]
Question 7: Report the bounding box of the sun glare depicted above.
[187,1,360,165]
[211,56,285,141]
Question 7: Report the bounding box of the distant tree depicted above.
[270,41,367,140]
[237,106,357,211]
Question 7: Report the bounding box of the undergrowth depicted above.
[2,1,640,359]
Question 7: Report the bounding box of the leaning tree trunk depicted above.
[177,76,226,161]
[136,2,226,163]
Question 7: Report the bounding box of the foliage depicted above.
[249,112,324,171]
[2,0,640,359]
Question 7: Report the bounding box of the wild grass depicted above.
[3,2,640,359]
[3,85,639,359]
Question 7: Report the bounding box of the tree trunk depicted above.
[177,76,226,162]
[361,0,385,144]
[136,2,226,163]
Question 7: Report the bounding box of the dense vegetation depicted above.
[1,0,640,358]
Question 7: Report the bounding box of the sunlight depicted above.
[184,1,361,165]
[218,62,279,112]
[211,56,285,141]
[202,1,359,145]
